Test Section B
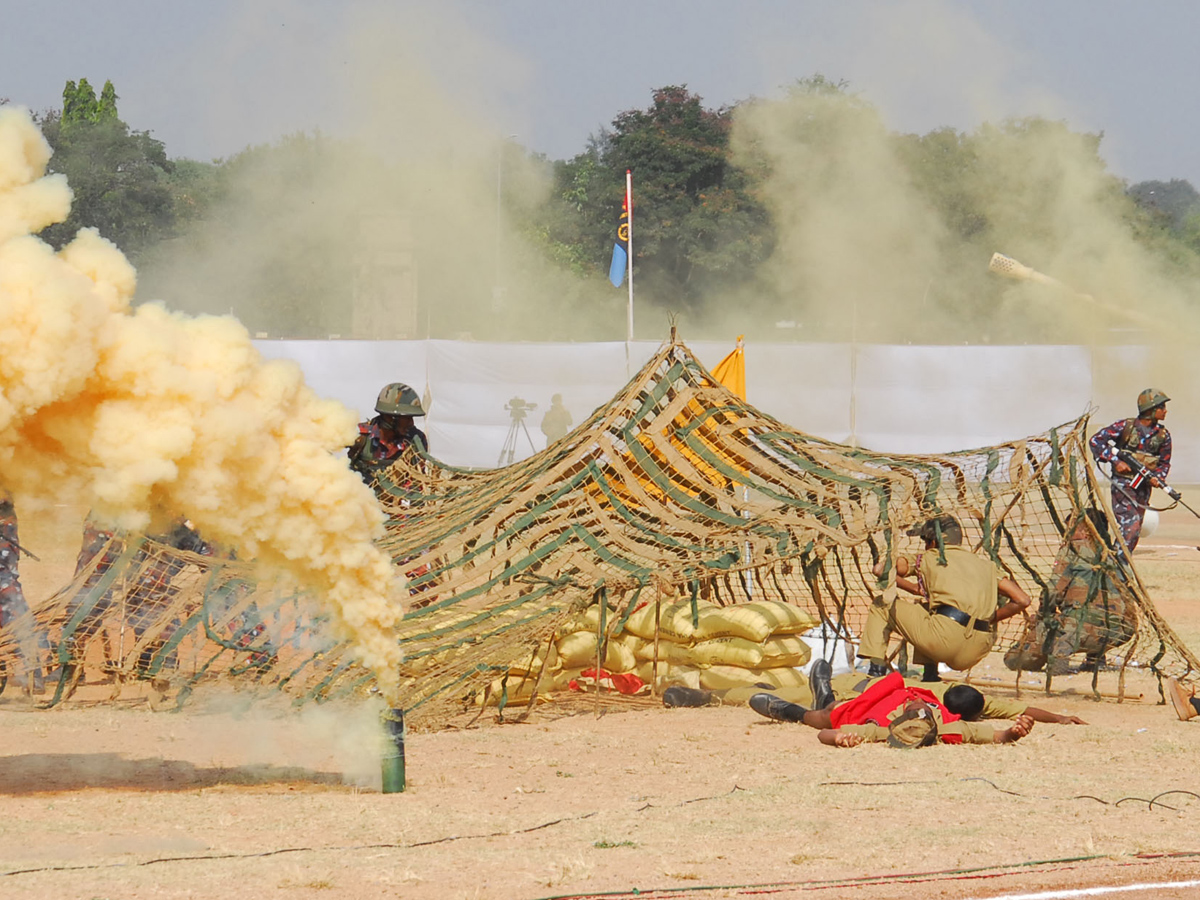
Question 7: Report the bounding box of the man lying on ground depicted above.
[666,660,1086,726]
[754,670,1035,747]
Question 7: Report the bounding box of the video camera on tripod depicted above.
[504,396,537,421]
[499,397,538,465]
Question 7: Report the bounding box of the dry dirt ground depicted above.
[2,504,1200,899]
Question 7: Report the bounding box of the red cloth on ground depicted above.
[828,671,961,734]
[567,668,647,695]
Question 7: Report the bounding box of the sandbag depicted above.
[758,634,813,668]
[623,599,711,642]
[550,667,588,690]
[723,684,814,707]
[634,661,702,690]
[505,650,556,677]
[700,665,808,691]
[687,636,765,668]
[555,631,638,672]
[474,673,543,707]
[632,638,696,666]
[696,601,821,643]
[554,604,611,638]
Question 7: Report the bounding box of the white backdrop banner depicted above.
[253,339,1198,481]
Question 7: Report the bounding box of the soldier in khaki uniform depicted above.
[862,515,1030,677]
[744,668,1085,725]
[746,672,1037,747]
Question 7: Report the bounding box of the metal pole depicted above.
[625,169,634,367]
[848,297,859,448]
[494,135,517,310]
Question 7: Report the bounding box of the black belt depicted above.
[934,604,992,633]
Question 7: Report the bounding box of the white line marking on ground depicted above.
[966,879,1200,899]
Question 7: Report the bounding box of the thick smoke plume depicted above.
[0,107,402,698]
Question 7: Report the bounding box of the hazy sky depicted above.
[3,0,1198,185]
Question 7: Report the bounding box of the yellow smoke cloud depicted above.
[0,106,402,699]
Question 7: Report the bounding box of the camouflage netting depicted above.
[2,337,1197,723]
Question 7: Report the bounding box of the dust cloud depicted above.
[134,1,1200,352]
[0,107,403,699]
[139,2,622,343]
[727,82,1200,347]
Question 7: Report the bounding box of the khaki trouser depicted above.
[859,596,993,672]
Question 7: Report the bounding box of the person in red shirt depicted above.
[751,671,1035,747]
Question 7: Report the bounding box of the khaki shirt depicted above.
[898,545,1000,622]
[839,719,997,744]
[832,673,1027,720]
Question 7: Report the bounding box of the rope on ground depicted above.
[529,850,1200,900]
[0,810,598,878]
[633,783,748,812]
[819,778,1200,810]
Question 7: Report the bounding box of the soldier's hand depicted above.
[1004,714,1035,742]
[1057,714,1087,725]
[834,732,864,748]
[1113,460,1131,475]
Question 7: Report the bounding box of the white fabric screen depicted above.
[253,339,1197,481]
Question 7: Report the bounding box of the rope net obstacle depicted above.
[2,338,1196,724]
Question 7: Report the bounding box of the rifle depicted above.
[2,537,40,562]
[1112,445,1200,520]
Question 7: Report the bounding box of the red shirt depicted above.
[828,672,963,744]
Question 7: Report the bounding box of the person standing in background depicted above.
[540,393,573,447]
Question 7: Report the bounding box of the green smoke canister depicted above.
[381,707,406,793]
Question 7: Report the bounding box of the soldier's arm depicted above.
[993,579,1031,621]
[1089,420,1125,461]
[1022,706,1086,725]
[993,579,1031,623]
[993,714,1035,743]
[872,555,913,578]
[818,724,880,746]
[1151,431,1171,483]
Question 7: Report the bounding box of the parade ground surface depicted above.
[2,505,1200,899]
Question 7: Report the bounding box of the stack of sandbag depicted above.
[548,598,823,694]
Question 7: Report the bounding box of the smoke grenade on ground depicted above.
[0,107,402,699]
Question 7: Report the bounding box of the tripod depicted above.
[498,411,537,465]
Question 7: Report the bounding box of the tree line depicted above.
[8,77,1200,342]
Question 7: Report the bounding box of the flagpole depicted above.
[625,169,634,370]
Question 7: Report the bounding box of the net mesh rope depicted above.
[2,339,1196,723]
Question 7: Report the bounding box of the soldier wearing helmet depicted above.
[1088,388,1172,552]
[348,382,428,482]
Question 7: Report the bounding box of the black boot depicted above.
[921,662,940,683]
[809,659,835,710]
[748,692,808,723]
[662,686,714,708]
[866,662,889,678]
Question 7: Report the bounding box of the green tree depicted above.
[546,86,772,318]
[1128,179,1200,232]
[38,79,174,261]
[137,131,381,337]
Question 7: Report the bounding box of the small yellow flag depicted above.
[711,335,746,401]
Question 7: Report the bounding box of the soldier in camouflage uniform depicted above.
[348,382,427,484]
[58,515,214,703]
[0,494,43,691]
[1088,388,1172,552]
[56,513,125,692]
[1004,508,1136,674]
[126,518,215,690]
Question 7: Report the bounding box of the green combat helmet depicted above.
[375,382,425,416]
[1137,388,1170,416]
